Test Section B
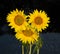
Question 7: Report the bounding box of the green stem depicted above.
[37,48,39,54]
[29,44,32,54]
[32,45,37,54]
[37,32,40,54]
[22,45,24,54]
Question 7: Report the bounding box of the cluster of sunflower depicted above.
[6,9,50,54]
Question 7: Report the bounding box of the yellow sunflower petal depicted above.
[29,9,50,32]
[6,9,28,32]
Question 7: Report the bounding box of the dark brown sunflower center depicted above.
[34,17,43,25]
[22,29,34,36]
[14,15,24,26]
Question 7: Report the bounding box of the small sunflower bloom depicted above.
[28,9,50,32]
[6,9,28,32]
[15,27,39,44]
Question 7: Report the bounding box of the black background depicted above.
[0,0,60,35]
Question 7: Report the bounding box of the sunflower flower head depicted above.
[6,9,28,32]
[28,9,50,32]
[15,27,39,44]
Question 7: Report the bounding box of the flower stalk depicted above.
[37,48,39,54]
[29,44,32,54]
[22,45,24,54]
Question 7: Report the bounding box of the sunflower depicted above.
[15,27,39,44]
[28,9,50,32]
[6,9,28,32]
